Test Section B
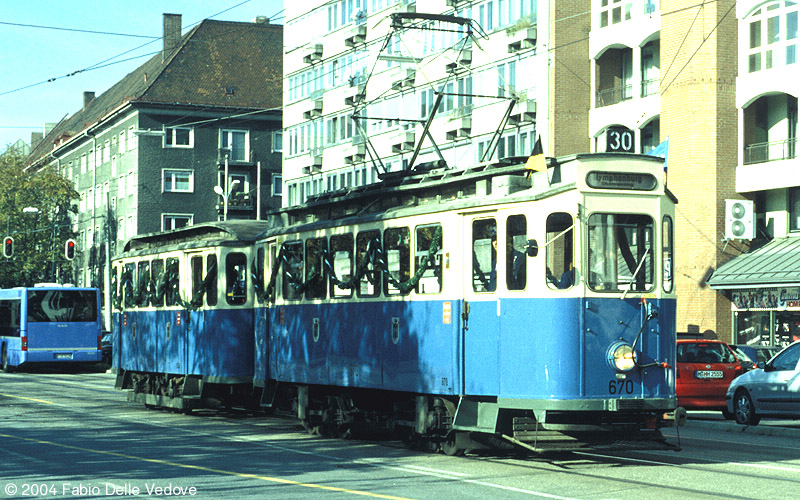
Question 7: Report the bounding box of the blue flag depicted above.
[646,138,669,171]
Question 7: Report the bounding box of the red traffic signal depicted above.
[65,239,76,260]
[3,236,13,258]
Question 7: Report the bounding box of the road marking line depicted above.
[0,392,61,405]
[0,432,414,500]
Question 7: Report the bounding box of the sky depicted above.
[0,0,285,151]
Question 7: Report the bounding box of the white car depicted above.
[726,340,800,425]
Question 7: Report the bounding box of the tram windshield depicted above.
[587,214,654,293]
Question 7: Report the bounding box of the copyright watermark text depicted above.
[4,482,198,497]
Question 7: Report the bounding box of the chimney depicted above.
[83,91,95,109]
[163,13,182,62]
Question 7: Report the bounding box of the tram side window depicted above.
[256,247,266,302]
[506,215,527,290]
[546,213,574,290]
[305,237,327,299]
[0,299,21,337]
[356,230,381,297]
[124,263,137,307]
[138,261,150,306]
[207,255,218,306]
[282,241,304,300]
[151,259,165,307]
[165,257,180,306]
[415,224,443,294]
[472,219,497,292]
[191,256,203,304]
[226,252,247,305]
[330,234,354,298]
[662,216,674,293]
[587,214,654,292]
[384,227,411,296]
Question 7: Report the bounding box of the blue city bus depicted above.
[0,285,102,371]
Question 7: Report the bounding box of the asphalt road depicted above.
[2,370,800,500]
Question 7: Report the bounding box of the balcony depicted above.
[445,50,472,74]
[507,27,537,54]
[743,138,798,165]
[641,78,660,97]
[303,44,323,65]
[596,85,633,107]
[303,98,323,120]
[345,25,367,47]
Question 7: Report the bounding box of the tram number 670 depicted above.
[608,379,634,394]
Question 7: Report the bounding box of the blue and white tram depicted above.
[112,221,269,410]
[255,153,678,451]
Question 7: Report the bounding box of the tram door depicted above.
[461,215,501,395]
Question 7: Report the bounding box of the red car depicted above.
[676,339,743,418]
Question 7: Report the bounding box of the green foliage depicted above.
[0,152,79,288]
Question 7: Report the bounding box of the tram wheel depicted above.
[440,434,465,457]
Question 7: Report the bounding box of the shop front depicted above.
[708,237,800,348]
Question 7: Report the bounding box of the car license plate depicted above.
[695,370,723,379]
[55,353,73,360]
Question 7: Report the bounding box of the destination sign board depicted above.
[586,171,658,191]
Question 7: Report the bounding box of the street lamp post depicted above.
[214,179,240,221]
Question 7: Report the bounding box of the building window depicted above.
[272,131,283,152]
[163,169,194,193]
[221,129,249,161]
[162,214,193,231]
[790,187,800,232]
[164,127,194,148]
[272,175,283,196]
[747,2,799,73]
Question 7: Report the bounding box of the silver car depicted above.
[726,340,800,425]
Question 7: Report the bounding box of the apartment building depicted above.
[282,0,590,206]
[26,14,283,291]
[707,0,799,347]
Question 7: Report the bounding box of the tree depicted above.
[0,151,79,288]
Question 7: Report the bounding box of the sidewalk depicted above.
[686,411,800,438]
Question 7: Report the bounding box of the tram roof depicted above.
[274,153,669,232]
[121,220,272,255]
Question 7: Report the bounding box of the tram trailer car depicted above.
[256,153,679,453]
[0,285,103,371]
[112,221,270,410]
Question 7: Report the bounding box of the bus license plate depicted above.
[696,370,723,379]
[55,353,73,360]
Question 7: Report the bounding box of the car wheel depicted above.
[733,389,760,426]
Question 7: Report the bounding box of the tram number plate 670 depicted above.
[608,379,634,394]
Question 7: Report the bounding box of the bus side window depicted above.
[356,230,381,297]
[415,224,442,294]
[282,242,304,300]
[151,259,165,307]
[207,255,218,306]
[506,215,527,291]
[331,234,354,298]
[305,237,327,300]
[256,247,266,302]
[545,213,574,290]
[0,299,21,337]
[384,227,411,296]
[226,252,247,306]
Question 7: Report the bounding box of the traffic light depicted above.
[65,239,76,260]
[3,236,13,258]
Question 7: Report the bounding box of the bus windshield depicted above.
[587,214,654,293]
[26,290,98,323]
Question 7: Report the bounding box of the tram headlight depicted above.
[609,342,637,372]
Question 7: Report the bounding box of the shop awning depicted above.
[708,237,800,290]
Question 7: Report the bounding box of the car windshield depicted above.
[677,343,737,364]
